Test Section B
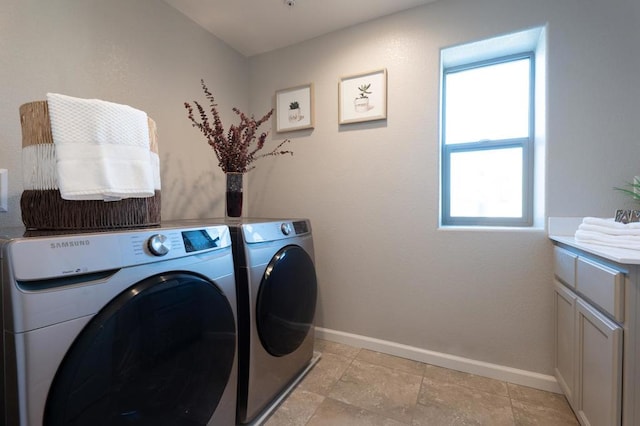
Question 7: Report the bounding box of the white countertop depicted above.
[548,217,640,265]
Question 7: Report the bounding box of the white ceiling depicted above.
[162,0,439,57]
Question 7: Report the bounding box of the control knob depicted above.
[280,223,292,236]
[148,234,171,256]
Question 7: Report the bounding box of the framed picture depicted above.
[339,68,387,124]
[276,83,314,132]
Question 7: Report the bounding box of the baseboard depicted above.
[315,327,561,394]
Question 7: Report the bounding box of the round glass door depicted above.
[44,273,236,426]
[256,245,317,357]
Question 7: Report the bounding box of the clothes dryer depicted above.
[0,222,237,426]
[229,219,318,424]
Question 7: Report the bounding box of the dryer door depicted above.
[44,272,236,426]
[256,245,317,357]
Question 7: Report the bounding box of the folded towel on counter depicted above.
[582,216,640,230]
[575,229,640,250]
[46,93,155,201]
[579,223,640,236]
[575,217,640,250]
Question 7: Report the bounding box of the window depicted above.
[441,43,536,227]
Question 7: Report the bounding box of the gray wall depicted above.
[248,0,640,376]
[0,0,248,226]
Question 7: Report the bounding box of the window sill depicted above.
[438,225,545,233]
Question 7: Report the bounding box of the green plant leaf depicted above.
[614,182,640,200]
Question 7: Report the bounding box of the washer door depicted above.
[256,245,317,357]
[44,273,236,426]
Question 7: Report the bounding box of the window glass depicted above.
[445,58,530,145]
[449,147,523,218]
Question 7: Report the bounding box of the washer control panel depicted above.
[7,225,231,281]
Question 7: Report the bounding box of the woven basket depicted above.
[19,101,161,230]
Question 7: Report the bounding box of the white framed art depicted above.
[339,68,387,124]
[276,83,314,132]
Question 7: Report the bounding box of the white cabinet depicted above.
[575,298,622,426]
[553,280,577,404]
[553,246,623,426]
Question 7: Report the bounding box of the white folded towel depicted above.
[575,217,640,250]
[582,216,640,230]
[575,229,640,250]
[46,93,155,201]
[579,223,640,236]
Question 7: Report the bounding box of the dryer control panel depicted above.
[242,219,311,244]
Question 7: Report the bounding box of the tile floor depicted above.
[264,339,579,426]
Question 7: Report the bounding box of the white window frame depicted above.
[441,52,535,227]
[438,26,547,230]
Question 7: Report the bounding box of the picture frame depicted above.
[339,68,387,124]
[276,83,314,132]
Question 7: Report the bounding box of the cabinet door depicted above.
[576,299,623,426]
[554,280,577,408]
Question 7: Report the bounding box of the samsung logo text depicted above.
[50,240,91,249]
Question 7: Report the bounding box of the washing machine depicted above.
[0,222,238,426]
[228,218,318,425]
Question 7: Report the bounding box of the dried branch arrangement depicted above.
[185,79,293,173]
